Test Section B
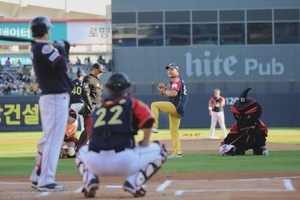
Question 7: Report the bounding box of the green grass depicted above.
[0,128,299,176]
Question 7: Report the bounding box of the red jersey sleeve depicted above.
[208,97,214,106]
[131,97,155,128]
[229,122,238,134]
[170,78,181,92]
[258,120,268,136]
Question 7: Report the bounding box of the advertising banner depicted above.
[0,22,67,44]
[0,20,111,45]
[67,21,112,45]
[0,97,41,131]
[0,55,32,65]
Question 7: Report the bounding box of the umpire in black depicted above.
[77,63,106,150]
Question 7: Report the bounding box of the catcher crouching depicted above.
[219,88,268,156]
[60,108,79,158]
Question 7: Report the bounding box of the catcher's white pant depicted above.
[30,93,69,187]
[70,102,84,131]
[210,111,227,137]
[77,142,164,191]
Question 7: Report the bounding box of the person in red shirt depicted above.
[208,89,227,139]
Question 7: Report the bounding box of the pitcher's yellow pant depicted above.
[151,101,182,155]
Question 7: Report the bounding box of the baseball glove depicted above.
[60,141,69,159]
[158,82,167,96]
[78,104,91,116]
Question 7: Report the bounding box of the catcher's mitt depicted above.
[158,82,167,96]
[78,104,91,116]
[60,142,69,159]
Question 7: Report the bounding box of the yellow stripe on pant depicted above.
[151,101,182,155]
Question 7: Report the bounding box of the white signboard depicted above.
[67,21,112,45]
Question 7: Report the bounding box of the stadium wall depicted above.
[0,93,299,131]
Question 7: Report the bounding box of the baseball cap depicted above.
[77,68,84,75]
[214,88,220,93]
[93,63,106,73]
[165,63,179,70]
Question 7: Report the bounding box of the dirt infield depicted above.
[1,138,300,200]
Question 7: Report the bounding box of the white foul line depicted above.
[174,188,291,196]
[36,192,50,197]
[283,179,295,191]
[156,180,173,192]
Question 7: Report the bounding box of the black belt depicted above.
[90,147,126,153]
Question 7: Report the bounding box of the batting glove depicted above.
[53,40,65,49]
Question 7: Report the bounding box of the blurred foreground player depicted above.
[29,16,73,192]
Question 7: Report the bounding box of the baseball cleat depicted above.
[205,136,220,139]
[261,146,269,155]
[31,181,38,189]
[167,154,182,158]
[37,183,66,192]
[152,128,159,133]
[123,181,146,197]
[83,178,99,198]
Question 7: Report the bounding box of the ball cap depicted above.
[77,68,84,75]
[93,63,106,73]
[214,88,220,93]
[165,63,179,70]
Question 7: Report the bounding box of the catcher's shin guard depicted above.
[135,160,162,187]
[135,141,167,187]
[75,156,88,183]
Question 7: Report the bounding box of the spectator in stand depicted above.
[25,83,31,95]
[32,80,39,95]
[16,66,24,79]
[97,55,105,65]
[4,83,11,95]
[76,57,81,65]
[5,57,11,67]
[19,82,25,95]
[16,59,23,68]
[7,74,13,83]
[84,57,92,71]
[13,77,21,85]
[0,67,3,84]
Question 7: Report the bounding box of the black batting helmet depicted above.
[29,16,53,37]
[106,72,131,96]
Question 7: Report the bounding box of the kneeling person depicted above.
[76,72,167,198]
[60,108,79,158]
[220,88,268,156]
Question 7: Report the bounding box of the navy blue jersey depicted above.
[89,96,154,152]
[168,76,187,117]
[70,78,84,104]
[30,43,73,94]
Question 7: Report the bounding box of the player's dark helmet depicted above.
[29,16,53,37]
[106,72,131,96]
